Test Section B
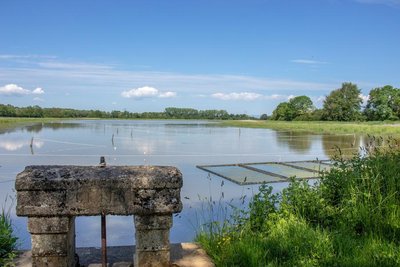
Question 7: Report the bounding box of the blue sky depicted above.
[0,0,399,115]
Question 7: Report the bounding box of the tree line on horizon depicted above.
[266,83,400,121]
[0,105,255,120]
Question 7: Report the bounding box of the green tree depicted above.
[271,96,314,121]
[165,107,199,119]
[271,102,294,121]
[289,95,314,117]
[0,104,16,117]
[364,85,400,121]
[16,105,43,117]
[322,82,362,121]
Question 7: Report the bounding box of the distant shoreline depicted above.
[2,117,400,136]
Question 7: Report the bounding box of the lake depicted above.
[0,120,365,249]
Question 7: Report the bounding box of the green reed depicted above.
[0,195,18,267]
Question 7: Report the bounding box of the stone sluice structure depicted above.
[15,164,183,267]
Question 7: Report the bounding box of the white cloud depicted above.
[287,95,295,100]
[121,86,177,99]
[121,86,159,98]
[263,94,295,100]
[32,87,44,94]
[211,92,263,101]
[0,84,45,96]
[159,91,177,98]
[38,61,113,70]
[33,97,44,102]
[264,94,287,100]
[211,92,305,101]
[0,84,31,96]
[359,93,369,104]
[291,59,328,65]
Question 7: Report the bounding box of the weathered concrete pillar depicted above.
[28,216,76,267]
[134,215,172,267]
[16,165,183,267]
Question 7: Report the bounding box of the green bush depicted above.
[0,197,17,266]
[196,138,400,266]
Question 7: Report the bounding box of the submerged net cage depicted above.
[197,160,333,185]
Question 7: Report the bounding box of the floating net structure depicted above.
[197,160,333,185]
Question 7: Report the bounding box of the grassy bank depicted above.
[0,196,17,266]
[219,120,400,135]
[196,139,400,266]
[0,116,67,124]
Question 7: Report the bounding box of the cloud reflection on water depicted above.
[0,139,44,151]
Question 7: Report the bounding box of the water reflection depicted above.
[322,134,367,158]
[23,122,83,133]
[0,138,44,151]
[275,131,312,153]
[0,122,84,135]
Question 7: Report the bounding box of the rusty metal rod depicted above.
[101,213,107,267]
[100,156,107,267]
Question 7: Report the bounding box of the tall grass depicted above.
[196,138,400,266]
[219,120,400,136]
[0,196,17,267]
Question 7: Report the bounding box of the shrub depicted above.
[0,197,17,266]
[196,138,400,266]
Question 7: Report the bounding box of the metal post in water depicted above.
[99,156,107,267]
[101,212,107,267]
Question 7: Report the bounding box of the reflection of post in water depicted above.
[275,131,312,153]
[111,134,115,147]
[30,137,34,155]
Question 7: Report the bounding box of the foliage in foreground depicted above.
[196,138,400,266]
[0,197,17,266]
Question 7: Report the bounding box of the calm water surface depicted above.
[0,120,365,249]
